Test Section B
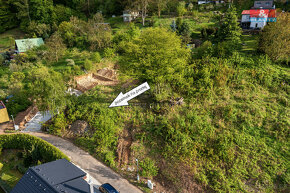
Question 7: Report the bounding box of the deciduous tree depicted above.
[177,1,187,17]
[45,32,66,62]
[155,0,167,17]
[27,66,66,113]
[121,27,190,98]
[259,13,290,62]
[14,0,31,24]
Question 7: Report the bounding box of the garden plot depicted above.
[75,68,119,92]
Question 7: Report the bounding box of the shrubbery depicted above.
[83,59,93,71]
[0,134,69,162]
[139,158,158,178]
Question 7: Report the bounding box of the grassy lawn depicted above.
[241,34,259,53]
[0,149,24,188]
[106,13,216,39]
[0,28,25,52]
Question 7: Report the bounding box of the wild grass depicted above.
[0,28,25,51]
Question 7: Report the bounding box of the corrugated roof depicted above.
[55,178,90,193]
[15,38,44,53]
[10,169,56,193]
[31,159,86,186]
[10,159,91,193]
[242,10,250,15]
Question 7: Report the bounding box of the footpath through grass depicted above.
[241,34,259,53]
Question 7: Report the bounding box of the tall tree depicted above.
[14,0,31,24]
[259,13,290,61]
[139,0,152,26]
[216,6,242,44]
[29,0,55,24]
[155,0,167,17]
[121,27,190,97]
[176,1,187,17]
[27,66,66,113]
[45,32,67,62]
[0,0,18,32]
[88,13,112,50]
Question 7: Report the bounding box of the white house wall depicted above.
[242,15,250,22]
[250,20,267,29]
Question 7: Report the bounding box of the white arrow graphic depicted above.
[109,82,150,107]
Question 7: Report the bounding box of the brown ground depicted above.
[74,68,119,92]
[0,121,13,133]
[14,106,38,129]
[117,127,133,167]
[121,79,140,89]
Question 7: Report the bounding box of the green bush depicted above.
[0,162,3,171]
[139,158,158,178]
[91,52,101,63]
[5,92,32,116]
[83,59,93,71]
[74,137,95,153]
[0,134,69,162]
[48,112,67,135]
[103,48,115,59]
[73,65,82,75]
[104,151,116,168]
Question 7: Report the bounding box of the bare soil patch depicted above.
[14,106,38,129]
[117,128,133,167]
[74,68,119,92]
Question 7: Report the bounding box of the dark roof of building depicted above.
[10,159,92,193]
[253,1,274,9]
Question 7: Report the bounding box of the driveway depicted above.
[27,132,143,193]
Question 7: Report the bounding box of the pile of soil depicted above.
[14,106,38,128]
[74,68,119,92]
[68,120,89,137]
[97,68,117,80]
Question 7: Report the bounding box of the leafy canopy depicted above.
[121,27,190,86]
[259,12,290,62]
[27,66,66,113]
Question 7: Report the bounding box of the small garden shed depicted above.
[15,38,44,53]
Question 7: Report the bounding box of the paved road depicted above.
[27,132,142,193]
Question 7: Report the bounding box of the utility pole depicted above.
[136,158,140,182]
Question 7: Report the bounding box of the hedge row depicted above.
[0,134,69,162]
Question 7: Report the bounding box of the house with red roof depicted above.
[241,0,276,29]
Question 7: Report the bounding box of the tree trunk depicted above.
[142,16,145,26]
[25,0,31,23]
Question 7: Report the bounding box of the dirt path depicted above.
[26,132,143,193]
